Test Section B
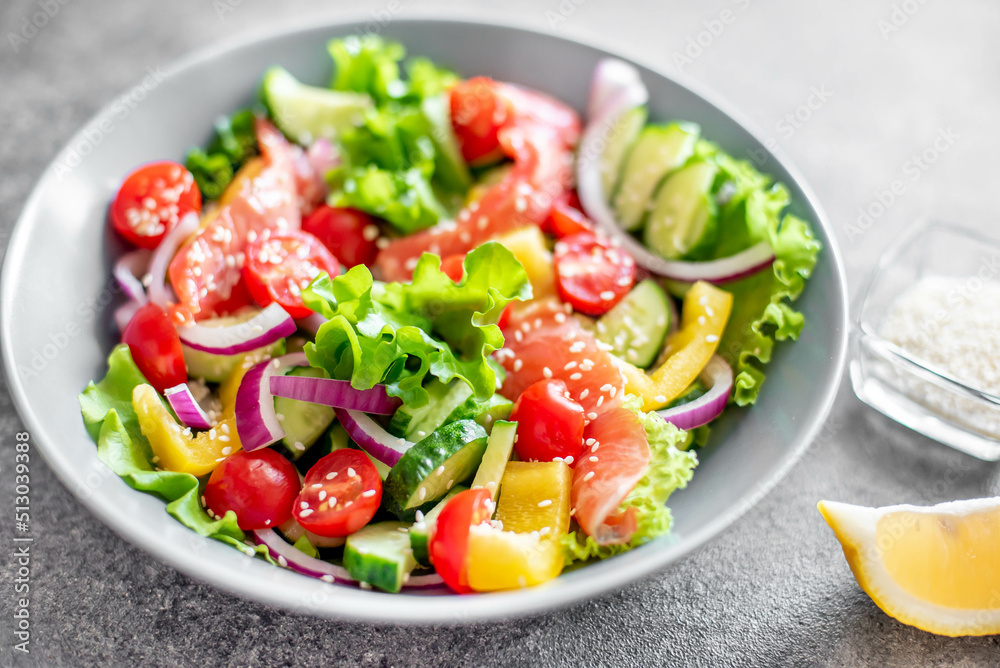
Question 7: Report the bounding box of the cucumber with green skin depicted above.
[613,123,699,231]
[388,378,473,441]
[260,65,373,144]
[383,419,488,520]
[600,106,648,199]
[470,420,517,502]
[343,521,417,593]
[409,485,467,566]
[275,366,336,458]
[472,394,513,433]
[595,280,672,369]
[644,161,719,260]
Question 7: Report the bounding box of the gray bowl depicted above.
[0,18,848,623]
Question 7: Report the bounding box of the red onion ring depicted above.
[113,249,151,304]
[577,60,776,284]
[148,211,200,307]
[163,383,213,430]
[269,375,401,415]
[235,352,307,451]
[177,303,296,355]
[656,355,733,430]
[334,408,412,467]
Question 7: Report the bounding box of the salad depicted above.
[79,36,820,594]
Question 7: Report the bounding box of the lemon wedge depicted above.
[818,498,1000,637]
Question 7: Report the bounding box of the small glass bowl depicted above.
[850,221,1000,461]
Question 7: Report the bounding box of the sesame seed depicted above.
[596,395,604,407]
[587,412,598,420]
[209,429,217,440]
[325,472,338,480]
[414,510,425,522]
[655,395,667,403]
[513,359,523,372]
[299,508,314,517]
[419,487,426,500]
[564,456,574,465]
[609,387,617,398]
[706,334,719,343]
[570,372,583,381]
[589,455,599,462]
[300,501,309,509]
[321,575,335,583]
[537,499,553,508]
[600,290,615,301]
[447,479,455,489]
[347,468,356,478]
[569,341,586,353]
[218,435,230,443]
[600,384,613,392]
[540,526,551,536]
[580,388,589,399]
[555,312,567,323]
[318,490,327,501]
[543,366,553,378]
[362,489,377,498]
[564,361,578,370]
[583,471,595,481]
[276,413,285,422]
[221,446,232,456]
[278,555,288,568]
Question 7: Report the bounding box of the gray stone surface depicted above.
[2,0,1000,665]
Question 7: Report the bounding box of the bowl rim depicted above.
[0,14,850,623]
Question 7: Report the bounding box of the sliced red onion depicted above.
[178,303,296,355]
[270,375,401,415]
[334,408,411,467]
[164,383,213,430]
[148,211,200,307]
[235,352,307,451]
[656,355,733,430]
[577,64,776,284]
[296,312,328,336]
[114,300,142,333]
[587,57,649,120]
[114,249,151,304]
[251,529,445,589]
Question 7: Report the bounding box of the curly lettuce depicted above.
[325,35,468,232]
[692,141,823,405]
[303,242,531,408]
[562,398,698,563]
[79,346,269,558]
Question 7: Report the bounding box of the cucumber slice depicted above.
[260,65,373,145]
[644,161,719,260]
[613,123,699,231]
[343,521,417,593]
[472,394,513,432]
[595,279,672,368]
[275,367,336,458]
[421,94,472,192]
[470,420,516,502]
[409,485,467,566]
[323,425,391,479]
[600,106,648,199]
[384,419,488,519]
[388,378,473,441]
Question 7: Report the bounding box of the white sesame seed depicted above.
[221,446,232,456]
[600,291,615,301]
[325,472,338,480]
[570,372,583,381]
[414,510,425,522]
[579,388,589,399]
[362,489,377,498]
[321,575,335,583]
[655,395,667,403]
[543,366,553,378]
[564,456,574,465]
[347,468,356,477]
[419,487,426,500]
[596,395,604,407]
[299,508,314,517]
[537,499,553,508]
[318,490,327,501]
[447,479,454,489]
[706,334,719,343]
[513,359,523,372]
[587,412,598,420]
[583,471,595,481]
[564,361,578,370]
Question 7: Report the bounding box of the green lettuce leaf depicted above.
[325,35,467,232]
[303,242,530,408]
[693,141,823,405]
[562,398,698,563]
[185,107,258,200]
[79,349,269,559]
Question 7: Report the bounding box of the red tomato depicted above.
[498,321,625,420]
[122,303,186,392]
[544,198,594,238]
[571,407,650,545]
[450,77,511,166]
[292,450,382,537]
[554,233,636,316]
[428,488,494,594]
[499,297,568,334]
[242,230,341,319]
[301,205,380,268]
[110,161,201,248]
[510,379,585,463]
[440,254,466,282]
[205,449,301,531]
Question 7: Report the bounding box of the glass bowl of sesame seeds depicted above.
[851,221,1000,460]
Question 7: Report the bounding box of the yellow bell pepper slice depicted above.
[133,384,241,477]
[493,227,557,300]
[621,280,733,412]
[132,351,260,477]
[465,461,571,591]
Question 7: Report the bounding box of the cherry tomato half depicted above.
[302,205,381,268]
[243,229,341,319]
[440,253,466,283]
[205,449,301,531]
[554,232,636,317]
[449,77,511,166]
[428,488,494,593]
[110,161,201,249]
[292,450,382,537]
[122,302,187,392]
[544,197,594,238]
[510,378,585,463]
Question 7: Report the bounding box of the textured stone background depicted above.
[2,0,1000,666]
